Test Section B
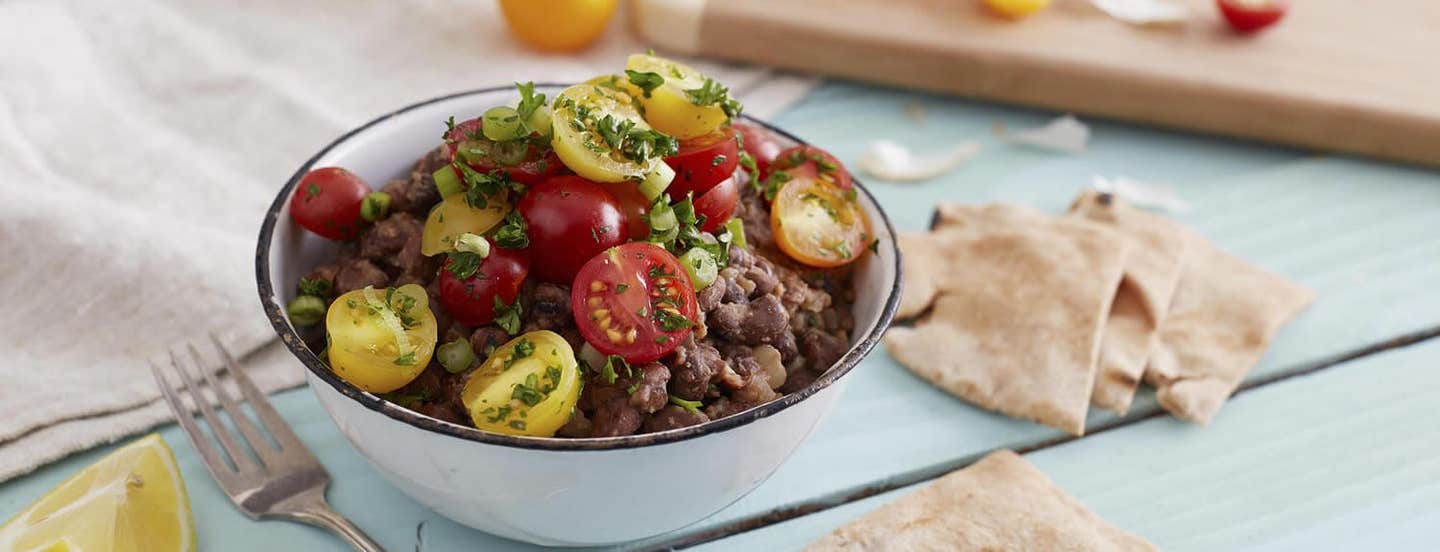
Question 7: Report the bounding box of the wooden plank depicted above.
[622,82,1440,549]
[655,0,1440,166]
[694,337,1440,551]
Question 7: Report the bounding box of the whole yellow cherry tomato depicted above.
[498,0,618,53]
[462,331,583,437]
[421,191,509,256]
[326,285,437,393]
[624,53,729,140]
[984,0,1051,18]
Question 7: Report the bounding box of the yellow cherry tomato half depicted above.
[461,330,583,437]
[770,166,873,268]
[420,191,509,256]
[551,84,662,183]
[326,285,437,393]
[625,53,729,140]
[498,0,618,53]
[983,0,1051,18]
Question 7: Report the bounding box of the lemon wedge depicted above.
[0,434,195,552]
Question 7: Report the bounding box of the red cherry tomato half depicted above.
[734,122,782,179]
[770,145,852,190]
[290,167,370,240]
[663,127,740,201]
[437,238,531,327]
[444,117,564,185]
[1216,0,1287,33]
[596,180,653,240]
[571,243,700,363]
[518,176,628,284]
[693,176,739,233]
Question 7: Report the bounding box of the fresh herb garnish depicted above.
[515,81,546,122]
[684,78,743,119]
[492,210,530,249]
[601,354,628,384]
[393,351,417,366]
[297,277,332,298]
[711,154,727,167]
[494,295,523,335]
[624,70,665,98]
[454,162,515,209]
[654,308,694,332]
[444,251,483,279]
[763,171,792,202]
[304,183,320,201]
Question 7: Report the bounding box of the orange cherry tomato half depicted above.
[770,165,872,268]
[570,243,700,363]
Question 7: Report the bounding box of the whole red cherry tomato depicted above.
[770,145,852,190]
[290,167,370,240]
[734,122,782,179]
[437,238,531,327]
[663,127,739,201]
[596,180,652,240]
[444,117,564,185]
[571,242,700,363]
[517,176,627,283]
[693,177,739,233]
[1217,0,1287,33]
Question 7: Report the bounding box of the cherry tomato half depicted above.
[290,167,370,240]
[663,127,740,201]
[571,243,701,363]
[444,118,564,185]
[693,176,739,233]
[596,180,652,240]
[770,145,853,190]
[734,122,782,179]
[437,238,531,327]
[518,176,628,284]
[1217,0,1287,33]
[771,165,872,268]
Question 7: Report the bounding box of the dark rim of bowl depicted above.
[256,84,902,451]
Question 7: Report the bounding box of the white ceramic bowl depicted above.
[256,85,901,546]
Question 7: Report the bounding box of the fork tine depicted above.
[209,334,309,454]
[188,343,284,467]
[169,349,260,473]
[151,361,233,482]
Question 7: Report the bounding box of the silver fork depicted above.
[150,335,385,552]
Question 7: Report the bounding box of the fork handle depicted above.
[289,501,386,552]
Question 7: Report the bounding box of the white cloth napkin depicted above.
[0,0,817,483]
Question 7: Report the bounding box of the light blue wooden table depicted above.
[5,81,1440,551]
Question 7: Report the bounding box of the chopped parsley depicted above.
[303,183,320,201]
[616,283,629,293]
[762,171,792,202]
[514,81,546,122]
[393,351,417,366]
[684,78,743,119]
[711,154,727,167]
[624,69,665,98]
[444,251,484,280]
[297,277,331,298]
[601,354,628,384]
[455,162,515,209]
[493,295,523,335]
[492,210,530,249]
[801,192,840,220]
[654,308,694,332]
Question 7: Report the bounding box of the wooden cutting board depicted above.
[634,0,1440,167]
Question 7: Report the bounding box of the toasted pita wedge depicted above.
[886,204,1127,435]
[1068,191,1188,414]
[1145,237,1315,424]
[895,231,946,319]
[806,449,1157,552]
